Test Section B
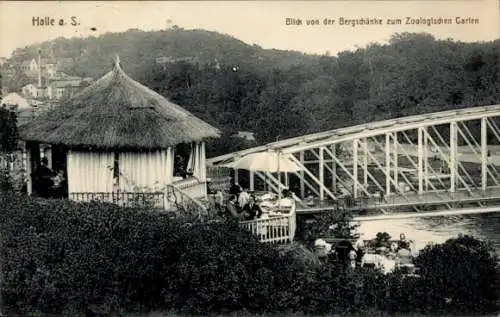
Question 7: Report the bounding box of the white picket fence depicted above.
[239,214,296,244]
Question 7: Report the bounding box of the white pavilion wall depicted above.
[67,151,114,194]
[118,148,173,192]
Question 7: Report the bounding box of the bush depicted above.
[2,193,498,316]
[381,235,500,315]
[295,207,359,249]
[0,194,187,315]
[0,194,297,315]
[166,221,298,314]
[0,167,14,191]
[412,235,500,314]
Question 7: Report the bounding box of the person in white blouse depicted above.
[238,187,250,208]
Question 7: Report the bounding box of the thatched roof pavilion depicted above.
[19,57,220,149]
[19,57,220,204]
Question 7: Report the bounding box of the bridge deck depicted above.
[353,206,500,221]
[296,186,500,214]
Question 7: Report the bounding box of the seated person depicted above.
[32,157,55,198]
[242,195,262,220]
[225,195,243,220]
[398,233,411,251]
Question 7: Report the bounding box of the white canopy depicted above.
[224,151,302,173]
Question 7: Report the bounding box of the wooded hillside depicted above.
[3,29,499,156]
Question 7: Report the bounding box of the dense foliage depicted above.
[296,206,360,249]
[3,31,499,152]
[0,106,19,153]
[0,194,294,315]
[413,235,499,314]
[0,106,20,191]
[1,194,498,316]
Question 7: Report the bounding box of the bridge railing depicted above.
[298,186,500,212]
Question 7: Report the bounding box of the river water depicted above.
[357,212,500,254]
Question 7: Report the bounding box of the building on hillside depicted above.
[21,59,38,73]
[49,72,81,81]
[20,55,58,77]
[22,84,49,99]
[232,131,256,142]
[1,92,31,109]
[155,56,198,65]
[22,84,37,98]
[0,57,7,67]
[44,62,57,78]
[47,80,89,100]
[19,57,220,208]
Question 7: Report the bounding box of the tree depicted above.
[2,64,30,93]
[0,107,19,192]
[413,235,499,313]
[0,107,19,153]
[297,205,359,250]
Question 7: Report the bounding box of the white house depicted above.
[22,84,48,99]
[21,59,38,73]
[1,92,31,109]
[232,131,256,142]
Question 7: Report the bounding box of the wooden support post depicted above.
[450,121,457,193]
[481,117,488,191]
[249,170,254,191]
[393,132,398,190]
[300,150,305,198]
[363,138,368,190]
[418,128,424,194]
[353,139,358,199]
[385,133,391,195]
[319,146,324,200]
[423,127,429,191]
[25,144,32,195]
[331,144,337,193]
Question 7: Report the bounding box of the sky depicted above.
[0,0,498,58]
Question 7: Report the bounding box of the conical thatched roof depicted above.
[19,57,220,150]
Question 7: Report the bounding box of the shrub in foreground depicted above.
[1,193,498,316]
[413,235,499,314]
[0,194,297,315]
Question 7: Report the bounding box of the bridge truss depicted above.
[208,105,500,216]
